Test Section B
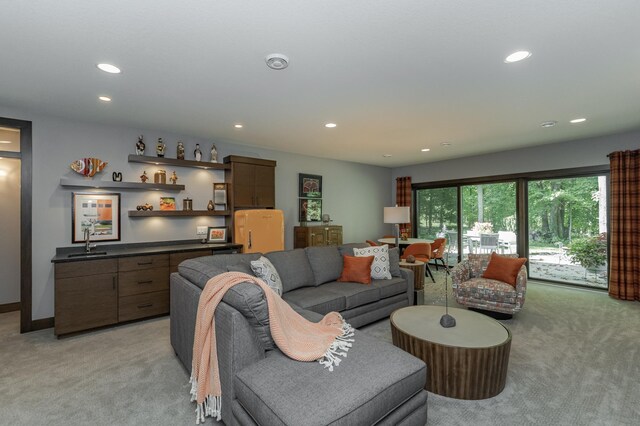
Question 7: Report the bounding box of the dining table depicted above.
[377,237,435,246]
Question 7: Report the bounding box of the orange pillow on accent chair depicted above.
[338,255,375,284]
[482,252,527,287]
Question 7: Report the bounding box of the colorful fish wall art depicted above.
[70,158,108,177]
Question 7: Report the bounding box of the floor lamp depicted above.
[383,206,410,247]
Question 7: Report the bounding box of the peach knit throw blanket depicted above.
[190,272,355,424]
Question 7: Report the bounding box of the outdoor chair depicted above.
[401,243,435,282]
[451,253,527,317]
[498,231,517,253]
[479,233,499,253]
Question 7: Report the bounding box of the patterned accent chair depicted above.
[451,253,527,315]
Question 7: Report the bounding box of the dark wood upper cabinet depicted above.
[225,156,276,209]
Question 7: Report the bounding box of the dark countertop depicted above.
[52,239,243,263]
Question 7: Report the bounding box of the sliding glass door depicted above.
[413,166,609,289]
[527,176,608,288]
[461,182,517,259]
[415,187,459,263]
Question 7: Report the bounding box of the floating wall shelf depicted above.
[128,210,230,217]
[128,154,230,170]
[60,177,185,191]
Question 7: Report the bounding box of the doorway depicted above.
[0,117,32,332]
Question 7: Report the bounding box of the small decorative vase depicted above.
[406,255,416,263]
[207,200,214,211]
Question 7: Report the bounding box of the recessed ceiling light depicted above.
[504,51,532,63]
[234,124,243,129]
[96,63,121,74]
[540,120,557,128]
[325,123,337,128]
[421,148,430,152]
[383,154,392,158]
[440,142,452,147]
[570,118,587,124]
[98,96,112,102]
[0,140,11,144]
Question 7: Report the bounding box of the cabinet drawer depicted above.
[118,290,169,322]
[118,254,169,272]
[118,267,169,296]
[55,258,118,279]
[169,250,212,273]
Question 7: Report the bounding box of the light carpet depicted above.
[1,271,639,425]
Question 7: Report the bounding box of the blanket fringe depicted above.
[190,374,222,424]
[318,320,355,371]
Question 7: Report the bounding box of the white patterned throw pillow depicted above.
[353,244,392,280]
[250,256,283,296]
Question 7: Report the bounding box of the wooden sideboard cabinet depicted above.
[53,243,241,337]
[294,225,343,248]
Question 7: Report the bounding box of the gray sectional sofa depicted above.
[170,243,428,425]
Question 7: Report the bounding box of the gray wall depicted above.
[392,130,640,186]
[0,104,391,321]
[0,157,20,305]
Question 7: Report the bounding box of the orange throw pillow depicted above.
[338,255,375,284]
[482,253,527,287]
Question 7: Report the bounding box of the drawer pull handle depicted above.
[137,303,153,309]
[137,261,153,265]
[137,280,153,285]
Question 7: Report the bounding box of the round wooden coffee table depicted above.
[390,305,511,400]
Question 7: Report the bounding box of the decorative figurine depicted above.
[194,143,202,161]
[112,171,123,182]
[177,141,185,160]
[170,171,178,184]
[207,200,215,211]
[210,144,218,163]
[156,138,166,157]
[70,157,108,177]
[136,135,145,155]
[140,170,148,183]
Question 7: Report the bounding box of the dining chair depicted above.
[401,243,435,282]
[479,233,499,253]
[430,238,449,273]
[366,240,378,246]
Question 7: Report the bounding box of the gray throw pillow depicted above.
[388,247,401,277]
[250,256,283,296]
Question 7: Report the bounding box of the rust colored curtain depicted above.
[609,150,640,301]
[396,176,412,236]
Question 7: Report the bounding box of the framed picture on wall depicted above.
[72,192,121,243]
[298,173,322,198]
[299,198,322,222]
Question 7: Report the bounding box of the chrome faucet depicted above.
[84,227,96,253]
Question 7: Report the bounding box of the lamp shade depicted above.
[383,206,410,224]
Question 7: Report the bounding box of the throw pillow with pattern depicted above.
[353,244,392,280]
[250,256,283,296]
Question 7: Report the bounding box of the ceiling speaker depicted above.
[265,53,289,70]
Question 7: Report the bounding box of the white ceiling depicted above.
[1,0,639,167]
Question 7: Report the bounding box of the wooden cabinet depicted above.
[54,259,118,336]
[53,247,239,336]
[225,156,276,209]
[294,226,343,248]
